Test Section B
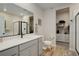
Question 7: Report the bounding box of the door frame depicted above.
[56,7,70,46]
[75,12,79,55]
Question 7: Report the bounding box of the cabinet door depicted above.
[0,46,18,56]
[30,44,38,56]
[20,44,38,56]
[20,47,31,56]
[20,39,37,51]
[20,39,38,56]
[38,38,43,55]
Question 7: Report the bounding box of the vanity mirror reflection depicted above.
[0,3,34,37]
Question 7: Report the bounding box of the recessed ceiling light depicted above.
[3,8,7,12]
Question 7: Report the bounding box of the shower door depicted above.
[75,12,79,54]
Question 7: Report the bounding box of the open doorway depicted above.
[56,7,70,49]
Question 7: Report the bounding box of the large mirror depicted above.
[0,3,34,37]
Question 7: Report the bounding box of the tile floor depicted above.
[55,41,77,56]
[56,41,69,50]
[42,41,77,56]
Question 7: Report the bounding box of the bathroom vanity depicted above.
[0,34,43,56]
[0,4,43,56]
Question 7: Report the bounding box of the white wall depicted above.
[43,9,56,46]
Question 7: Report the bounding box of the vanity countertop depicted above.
[0,34,43,51]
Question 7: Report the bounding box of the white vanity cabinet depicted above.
[19,46,31,56]
[0,46,18,56]
[19,39,38,56]
[19,37,43,56]
[0,36,43,56]
[19,43,38,56]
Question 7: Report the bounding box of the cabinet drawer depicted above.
[30,44,38,56]
[0,46,18,56]
[20,47,31,56]
[19,39,38,51]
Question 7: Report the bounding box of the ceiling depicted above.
[0,3,33,17]
[35,3,72,9]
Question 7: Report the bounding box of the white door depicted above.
[73,9,79,53]
[69,5,79,54]
[73,8,79,53]
[76,14,79,52]
[0,16,5,36]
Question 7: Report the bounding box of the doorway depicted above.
[56,7,70,49]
